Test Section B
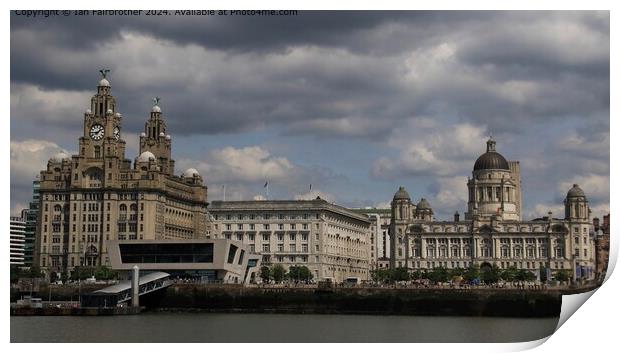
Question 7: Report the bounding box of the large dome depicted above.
[566,184,586,198]
[98,78,110,87]
[473,152,510,171]
[393,186,410,200]
[473,137,510,171]
[137,151,156,162]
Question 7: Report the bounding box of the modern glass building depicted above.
[108,239,261,284]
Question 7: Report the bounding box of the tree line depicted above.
[371,264,572,285]
[259,265,314,283]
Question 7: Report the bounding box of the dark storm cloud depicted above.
[10,11,610,218]
[10,11,609,139]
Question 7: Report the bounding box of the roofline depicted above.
[209,199,370,223]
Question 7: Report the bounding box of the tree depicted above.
[539,266,548,282]
[463,264,480,282]
[554,269,571,282]
[27,266,44,278]
[259,266,271,283]
[371,268,390,283]
[271,265,286,283]
[390,266,410,282]
[451,267,465,278]
[480,264,501,284]
[70,266,95,281]
[288,265,313,282]
[515,269,536,282]
[94,266,117,280]
[410,270,424,281]
[500,266,518,282]
[427,266,450,284]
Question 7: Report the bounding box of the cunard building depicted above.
[390,137,596,280]
[35,72,208,279]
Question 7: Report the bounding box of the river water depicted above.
[11,313,559,343]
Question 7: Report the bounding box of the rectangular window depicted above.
[290,244,296,252]
[262,233,270,241]
[262,244,270,252]
[290,234,296,241]
[227,245,238,264]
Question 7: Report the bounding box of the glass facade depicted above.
[119,243,214,263]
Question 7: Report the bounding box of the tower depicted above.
[390,186,413,268]
[564,184,590,221]
[139,98,175,175]
[36,70,209,280]
[465,137,520,221]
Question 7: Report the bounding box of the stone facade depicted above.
[351,208,391,270]
[35,73,208,278]
[208,199,371,282]
[389,138,597,281]
[594,214,610,279]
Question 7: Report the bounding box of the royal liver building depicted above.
[390,137,595,279]
[36,72,208,279]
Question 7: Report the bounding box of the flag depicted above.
[264,181,268,188]
[310,184,312,191]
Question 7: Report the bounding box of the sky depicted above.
[9,11,610,221]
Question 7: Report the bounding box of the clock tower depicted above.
[74,70,129,189]
[36,70,208,279]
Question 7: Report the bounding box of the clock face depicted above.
[113,126,120,141]
[89,124,105,140]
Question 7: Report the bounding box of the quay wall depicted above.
[148,285,564,317]
[11,284,594,317]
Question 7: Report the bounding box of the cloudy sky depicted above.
[10,11,609,220]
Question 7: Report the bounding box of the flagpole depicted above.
[223,185,226,202]
[266,183,269,200]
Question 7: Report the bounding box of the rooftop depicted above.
[209,199,370,223]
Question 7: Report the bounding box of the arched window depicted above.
[119,204,127,212]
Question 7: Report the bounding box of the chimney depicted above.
[454,211,460,222]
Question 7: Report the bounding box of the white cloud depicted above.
[526,203,565,221]
[432,176,469,214]
[177,146,295,184]
[558,174,609,201]
[10,139,72,213]
[11,202,28,218]
[11,139,67,183]
[11,83,91,125]
[374,201,391,209]
[373,121,488,178]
